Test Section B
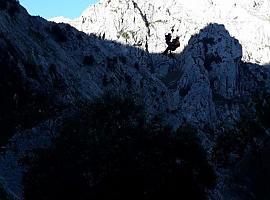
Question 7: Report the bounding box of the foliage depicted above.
[106,56,118,69]
[83,55,95,66]
[117,30,130,40]
[213,89,270,168]
[46,24,68,43]
[102,75,109,86]
[119,56,127,64]
[204,54,222,71]
[212,89,270,199]
[0,185,11,200]
[213,128,249,167]
[237,90,270,199]
[253,90,270,128]
[0,0,20,17]
[0,41,59,148]
[134,62,139,70]
[7,0,19,17]
[23,62,43,80]
[251,141,270,200]
[28,28,45,42]
[23,95,216,200]
[0,0,7,10]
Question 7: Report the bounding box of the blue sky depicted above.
[20,0,99,19]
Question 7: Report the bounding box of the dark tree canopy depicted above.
[23,95,216,200]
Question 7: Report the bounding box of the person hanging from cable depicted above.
[163,33,180,56]
[165,33,172,46]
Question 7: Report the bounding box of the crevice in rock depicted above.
[132,1,150,37]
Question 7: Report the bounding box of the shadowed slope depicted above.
[0,1,269,199]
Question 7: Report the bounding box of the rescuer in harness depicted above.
[163,33,180,56]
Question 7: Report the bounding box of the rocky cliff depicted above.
[0,0,270,199]
[62,0,270,65]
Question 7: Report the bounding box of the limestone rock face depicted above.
[173,24,243,129]
[61,0,270,65]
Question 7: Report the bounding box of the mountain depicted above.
[57,0,270,65]
[0,0,270,199]
[48,16,72,24]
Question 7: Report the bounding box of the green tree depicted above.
[23,95,216,200]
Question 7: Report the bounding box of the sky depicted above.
[20,0,99,19]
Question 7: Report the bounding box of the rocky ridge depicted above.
[59,0,270,65]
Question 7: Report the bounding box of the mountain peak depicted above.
[48,16,72,23]
[55,0,270,65]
